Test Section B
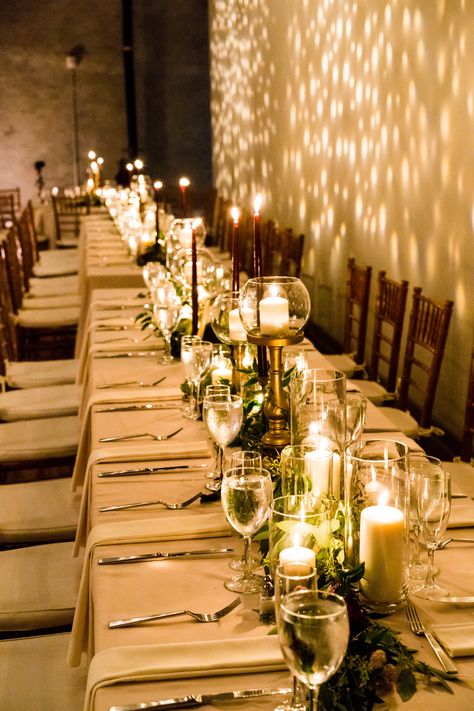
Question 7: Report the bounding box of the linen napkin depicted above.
[431,622,474,657]
[73,438,210,554]
[67,512,231,667]
[84,635,285,711]
[448,501,474,528]
[73,385,183,482]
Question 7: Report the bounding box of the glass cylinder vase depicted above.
[345,439,410,614]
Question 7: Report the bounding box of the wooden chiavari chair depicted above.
[52,193,90,248]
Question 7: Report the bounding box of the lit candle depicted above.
[359,500,405,603]
[231,206,240,292]
[191,221,198,335]
[228,307,247,342]
[179,177,190,217]
[304,448,332,496]
[365,466,387,504]
[259,288,289,335]
[134,158,144,172]
[153,180,163,237]
[179,224,193,249]
[279,546,316,575]
[211,366,233,385]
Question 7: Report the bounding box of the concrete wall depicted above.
[0,0,212,201]
[209,0,474,441]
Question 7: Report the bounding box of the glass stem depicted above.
[215,445,224,479]
[163,334,171,359]
[425,545,436,587]
[309,685,319,711]
[194,380,201,418]
[243,535,252,579]
[412,523,422,565]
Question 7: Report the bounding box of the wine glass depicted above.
[274,564,317,711]
[228,450,262,572]
[152,285,182,364]
[205,384,231,397]
[277,590,349,711]
[202,394,243,480]
[408,453,439,580]
[412,461,451,599]
[221,464,273,594]
[180,339,213,420]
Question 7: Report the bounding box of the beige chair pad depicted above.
[0,384,80,421]
[0,415,80,461]
[6,359,78,388]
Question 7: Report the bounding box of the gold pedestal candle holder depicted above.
[247,332,303,448]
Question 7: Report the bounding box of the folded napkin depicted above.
[73,438,210,554]
[67,512,231,667]
[84,635,285,711]
[432,622,474,657]
[448,502,474,528]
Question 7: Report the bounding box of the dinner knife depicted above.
[109,687,292,710]
[98,548,235,565]
[93,351,163,359]
[94,404,181,413]
[98,464,210,478]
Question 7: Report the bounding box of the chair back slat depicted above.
[0,243,19,363]
[4,226,26,313]
[398,286,454,428]
[461,338,474,461]
[369,271,409,392]
[52,194,90,244]
[342,258,372,364]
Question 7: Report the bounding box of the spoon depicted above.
[437,537,474,550]
[97,376,166,389]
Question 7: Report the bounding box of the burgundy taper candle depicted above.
[191,223,198,335]
[253,195,268,380]
[231,206,240,293]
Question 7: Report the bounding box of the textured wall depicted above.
[0,0,127,200]
[209,0,474,440]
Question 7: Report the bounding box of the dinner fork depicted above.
[100,491,203,512]
[99,427,183,443]
[405,601,458,674]
[108,596,241,629]
[96,376,166,389]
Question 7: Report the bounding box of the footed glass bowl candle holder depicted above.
[211,291,247,345]
[239,276,311,340]
[345,439,410,614]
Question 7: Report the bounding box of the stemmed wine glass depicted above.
[202,394,243,481]
[180,338,213,420]
[277,590,349,711]
[228,450,262,572]
[408,453,439,579]
[412,460,451,599]
[221,464,273,594]
[274,564,317,711]
[153,284,182,364]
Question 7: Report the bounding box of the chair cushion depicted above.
[325,354,362,378]
[21,294,81,310]
[6,358,78,388]
[377,406,419,437]
[0,633,87,711]
[350,379,390,405]
[0,415,80,461]
[0,478,81,544]
[38,249,79,266]
[0,542,82,631]
[16,306,79,328]
[0,384,80,421]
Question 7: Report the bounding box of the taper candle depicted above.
[191,222,198,335]
[253,195,268,380]
[179,176,190,218]
[231,206,240,293]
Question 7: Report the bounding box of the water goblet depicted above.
[277,589,349,711]
[408,453,440,580]
[202,394,243,480]
[228,450,262,571]
[412,461,451,599]
[205,384,231,398]
[152,286,182,364]
[181,339,213,420]
[273,563,318,711]
[221,464,273,594]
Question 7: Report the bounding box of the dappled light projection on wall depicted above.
[209,0,474,437]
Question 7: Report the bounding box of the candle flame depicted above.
[97,157,104,165]
[378,489,390,506]
[90,161,98,171]
[153,180,163,190]
[370,465,377,483]
[230,206,240,223]
[253,193,262,214]
[134,158,144,170]
[126,162,134,171]
[87,150,96,160]
[179,176,190,188]
[51,186,59,196]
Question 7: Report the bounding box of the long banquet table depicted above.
[65,217,474,711]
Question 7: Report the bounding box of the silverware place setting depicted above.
[95,403,181,413]
[108,596,241,629]
[96,376,166,389]
[405,600,458,675]
[100,490,203,512]
[97,463,210,478]
[99,427,183,443]
[98,547,236,565]
[108,687,293,710]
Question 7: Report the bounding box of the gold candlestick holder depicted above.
[247,332,304,448]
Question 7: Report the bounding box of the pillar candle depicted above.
[211,366,233,385]
[304,448,332,496]
[359,504,405,603]
[279,546,316,575]
[259,294,289,335]
[179,224,193,249]
[191,226,198,335]
[228,308,247,342]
